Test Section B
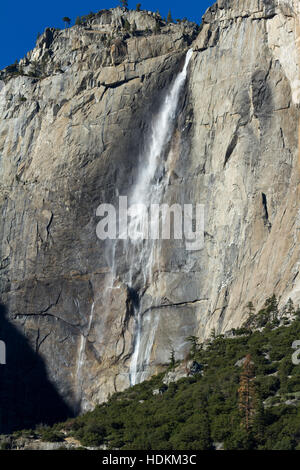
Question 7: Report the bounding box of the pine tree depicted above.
[62,17,71,28]
[154,21,161,34]
[246,301,255,316]
[186,335,199,358]
[265,295,279,322]
[286,298,295,316]
[252,400,265,446]
[136,3,141,11]
[243,301,255,329]
[238,354,257,430]
[169,348,176,369]
[120,0,128,8]
[210,327,216,341]
[167,10,173,23]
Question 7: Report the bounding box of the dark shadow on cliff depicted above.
[0,303,74,434]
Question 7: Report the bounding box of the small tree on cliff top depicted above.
[62,17,71,28]
[120,0,128,8]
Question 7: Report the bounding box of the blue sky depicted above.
[0,1,213,70]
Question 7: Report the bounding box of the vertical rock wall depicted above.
[0,2,299,422]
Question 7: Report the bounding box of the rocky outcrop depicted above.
[189,0,300,340]
[163,361,203,385]
[0,1,299,429]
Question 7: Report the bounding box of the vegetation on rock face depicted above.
[123,18,131,32]
[39,428,64,443]
[0,441,11,450]
[17,297,299,451]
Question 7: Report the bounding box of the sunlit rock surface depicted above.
[0,1,299,419]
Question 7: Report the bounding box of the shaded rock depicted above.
[152,385,167,396]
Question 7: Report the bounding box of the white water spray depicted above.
[127,49,194,386]
[75,300,95,405]
[131,49,193,207]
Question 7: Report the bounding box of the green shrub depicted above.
[0,441,11,450]
[40,429,64,442]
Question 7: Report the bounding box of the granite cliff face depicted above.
[0,1,299,428]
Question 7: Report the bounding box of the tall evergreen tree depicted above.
[265,295,279,321]
[186,335,199,358]
[167,10,173,23]
[169,348,176,369]
[284,298,295,316]
[154,20,161,34]
[238,354,257,430]
[252,400,266,446]
[246,301,255,316]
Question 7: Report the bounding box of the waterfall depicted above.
[130,49,193,209]
[126,49,194,386]
[75,300,95,406]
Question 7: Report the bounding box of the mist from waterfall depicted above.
[75,300,95,409]
[126,49,194,386]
